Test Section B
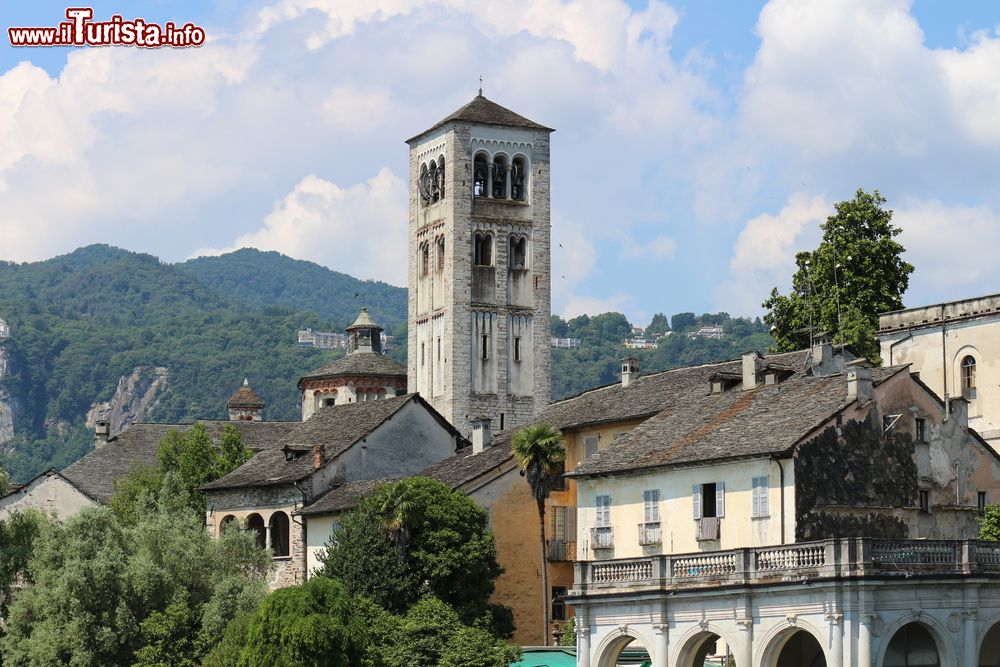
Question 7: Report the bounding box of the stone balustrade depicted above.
[573,538,1000,594]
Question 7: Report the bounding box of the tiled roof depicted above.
[227,379,265,409]
[569,366,908,478]
[407,94,553,143]
[298,352,407,385]
[296,478,399,516]
[418,441,517,489]
[61,420,296,503]
[204,395,453,491]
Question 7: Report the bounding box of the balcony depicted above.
[547,540,577,562]
[591,526,614,550]
[638,522,662,546]
[573,538,1000,594]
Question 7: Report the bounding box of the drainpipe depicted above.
[772,456,786,545]
[942,306,950,421]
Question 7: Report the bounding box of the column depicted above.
[652,624,668,667]
[858,613,873,667]
[734,618,753,667]
[963,610,978,667]
[265,524,272,552]
[505,166,512,200]
[576,622,591,667]
[827,614,844,667]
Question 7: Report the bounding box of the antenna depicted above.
[478,75,483,97]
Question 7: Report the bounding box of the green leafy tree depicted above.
[559,616,577,646]
[111,423,253,523]
[981,505,1000,541]
[0,461,8,497]
[511,423,566,645]
[762,189,913,360]
[235,577,366,667]
[0,502,268,666]
[0,510,44,620]
[318,478,506,627]
[646,313,670,334]
[671,312,697,332]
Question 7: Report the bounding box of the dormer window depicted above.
[492,155,508,199]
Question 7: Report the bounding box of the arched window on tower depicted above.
[473,153,488,197]
[492,155,508,198]
[437,156,446,200]
[474,233,493,266]
[510,236,527,269]
[962,355,977,398]
[421,243,430,277]
[428,159,440,203]
[436,236,445,272]
[512,156,527,201]
[418,163,431,205]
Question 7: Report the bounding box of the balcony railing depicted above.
[638,522,662,546]
[548,539,577,562]
[591,526,614,549]
[573,538,1000,594]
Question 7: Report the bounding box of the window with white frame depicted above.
[595,495,611,527]
[643,489,660,523]
[693,482,725,519]
[752,476,769,518]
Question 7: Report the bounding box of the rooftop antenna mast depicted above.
[478,75,483,97]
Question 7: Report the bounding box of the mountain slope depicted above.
[179,248,407,330]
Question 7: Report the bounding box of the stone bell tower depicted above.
[406,93,553,437]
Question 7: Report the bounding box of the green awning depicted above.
[512,648,578,667]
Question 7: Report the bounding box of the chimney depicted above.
[846,365,874,403]
[94,420,110,448]
[810,334,834,373]
[312,444,326,470]
[742,351,761,390]
[472,419,492,454]
[949,397,969,428]
[621,357,639,387]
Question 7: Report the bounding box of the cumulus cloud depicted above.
[620,234,677,260]
[193,169,408,284]
[714,193,829,314]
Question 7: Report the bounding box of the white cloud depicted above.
[193,169,408,284]
[620,234,677,260]
[322,85,393,131]
[895,200,1000,292]
[561,293,636,320]
[714,193,829,314]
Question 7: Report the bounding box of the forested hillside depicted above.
[0,244,772,483]
[0,246,336,481]
[180,248,408,331]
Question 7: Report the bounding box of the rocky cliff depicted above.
[85,367,169,436]
[0,344,14,447]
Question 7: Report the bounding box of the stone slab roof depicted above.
[296,477,399,516]
[407,94,553,143]
[227,380,265,409]
[204,394,457,491]
[61,420,296,503]
[298,352,407,386]
[569,366,908,478]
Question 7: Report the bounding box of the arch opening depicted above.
[884,622,941,667]
[512,155,527,200]
[962,355,977,399]
[774,630,825,667]
[269,511,290,557]
[246,513,266,549]
[473,153,489,197]
[492,154,508,198]
[680,632,736,667]
[219,515,238,536]
[980,622,1000,667]
[596,635,650,667]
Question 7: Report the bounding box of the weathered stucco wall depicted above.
[0,472,95,520]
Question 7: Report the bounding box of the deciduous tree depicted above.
[762,189,913,360]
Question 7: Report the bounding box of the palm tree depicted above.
[377,480,416,549]
[512,422,566,646]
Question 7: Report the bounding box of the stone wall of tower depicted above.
[408,116,551,438]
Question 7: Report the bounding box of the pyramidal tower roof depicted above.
[346,306,381,331]
[407,93,554,143]
[227,378,265,409]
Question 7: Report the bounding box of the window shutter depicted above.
[716,481,725,518]
[643,490,659,523]
[585,436,598,460]
[552,507,564,540]
[758,477,769,517]
[693,484,702,519]
[751,477,760,517]
[596,495,611,527]
[568,506,577,540]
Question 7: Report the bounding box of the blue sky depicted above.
[2,1,1000,325]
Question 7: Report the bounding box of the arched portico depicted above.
[761,628,826,667]
[675,626,740,667]
[877,619,953,667]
